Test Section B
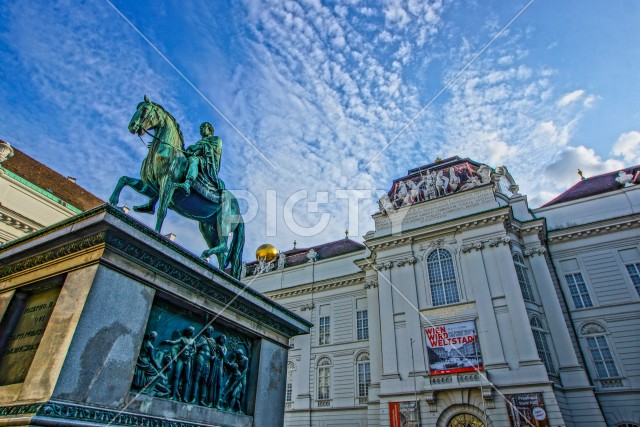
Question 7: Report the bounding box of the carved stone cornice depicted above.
[39,401,215,427]
[266,273,364,299]
[104,233,303,336]
[461,242,484,253]
[523,246,546,257]
[547,216,640,243]
[0,217,309,336]
[0,203,44,234]
[367,236,413,250]
[0,232,107,278]
[0,400,225,426]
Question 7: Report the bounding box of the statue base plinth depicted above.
[0,205,310,427]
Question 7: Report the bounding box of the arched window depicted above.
[581,323,619,379]
[530,316,556,374]
[617,423,639,427]
[317,357,332,401]
[286,361,295,402]
[513,253,535,302]
[356,352,371,401]
[427,249,460,306]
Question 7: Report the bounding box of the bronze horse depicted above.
[108,96,244,279]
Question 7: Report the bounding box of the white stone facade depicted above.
[250,157,640,427]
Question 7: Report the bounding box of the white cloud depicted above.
[612,131,640,164]
[558,89,584,107]
[541,145,625,197]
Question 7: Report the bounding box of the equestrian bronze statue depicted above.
[109,96,244,279]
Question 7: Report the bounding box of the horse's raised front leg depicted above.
[108,176,159,213]
[155,175,176,233]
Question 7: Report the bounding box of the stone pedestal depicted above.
[0,205,311,427]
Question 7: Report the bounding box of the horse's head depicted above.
[129,95,162,136]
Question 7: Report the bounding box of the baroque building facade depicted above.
[0,139,102,244]
[250,156,640,427]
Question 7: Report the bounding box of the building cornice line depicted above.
[367,207,512,250]
[547,214,640,243]
[266,272,365,299]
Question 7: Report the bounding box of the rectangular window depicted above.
[625,263,640,297]
[564,273,593,309]
[587,336,619,378]
[285,382,293,402]
[319,316,330,345]
[356,309,369,340]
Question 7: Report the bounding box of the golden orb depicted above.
[256,243,279,262]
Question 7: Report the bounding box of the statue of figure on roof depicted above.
[176,122,225,197]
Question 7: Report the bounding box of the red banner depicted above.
[425,320,483,375]
[389,401,420,427]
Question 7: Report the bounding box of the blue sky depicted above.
[1,0,639,261]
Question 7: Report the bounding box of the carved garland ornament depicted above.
[523,247,546,257]
[460,242,484,253]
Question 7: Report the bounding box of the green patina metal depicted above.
[0,166,83,214]
[109,96,244,279]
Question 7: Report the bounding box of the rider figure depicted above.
[177,122,223,196]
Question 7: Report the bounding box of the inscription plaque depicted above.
[0,285,61,385]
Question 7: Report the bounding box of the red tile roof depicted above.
[1,141,103,211]
[541,165,640,207]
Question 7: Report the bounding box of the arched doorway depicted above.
[447,413,485,427]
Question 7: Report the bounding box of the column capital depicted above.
[523,246,546,257]
[461,242,484,252]
[364,280,378,289]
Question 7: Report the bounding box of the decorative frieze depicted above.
[38,401,210,427]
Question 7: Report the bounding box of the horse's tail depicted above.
[228,219,245,280]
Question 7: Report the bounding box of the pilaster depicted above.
[461,245,508,369]
[489,239,540,363]
[377,265,400,379]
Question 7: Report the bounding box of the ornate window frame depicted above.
[316,356,332,405]
[579,322,625,389]
[423,247,462,307]
[355,352,371,404]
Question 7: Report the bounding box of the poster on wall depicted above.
[389,401,420,427]
[506,393,550,427]
[424,320,482,375]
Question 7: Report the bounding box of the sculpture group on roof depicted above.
[379,162,494,212]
